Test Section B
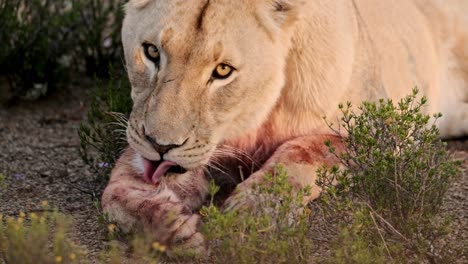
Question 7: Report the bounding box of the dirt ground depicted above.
[0,86,105,260]
[0,85,467,263]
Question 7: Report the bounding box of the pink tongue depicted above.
[143,159,177,184]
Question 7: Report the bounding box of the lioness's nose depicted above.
[145,135,182,155]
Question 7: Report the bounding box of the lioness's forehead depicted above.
[124,0,252,64]
[125,0,249,38]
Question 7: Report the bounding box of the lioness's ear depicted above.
[266,0,304,29]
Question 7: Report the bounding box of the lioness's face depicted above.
[123,0,296,171]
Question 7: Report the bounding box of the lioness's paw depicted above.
[222,188,256,213]
[102,183,206,253]
[171,232,206,256]
[151,207,206,255]
[103,203,140,233]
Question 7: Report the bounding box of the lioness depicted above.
[102,0,468,252]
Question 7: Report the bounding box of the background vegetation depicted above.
[0,0,125,103]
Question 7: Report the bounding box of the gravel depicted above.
[0,86,104,260]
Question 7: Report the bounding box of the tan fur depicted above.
[102,0,468,252]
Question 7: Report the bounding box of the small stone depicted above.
[40,170,52,177]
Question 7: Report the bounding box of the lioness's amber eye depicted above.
[143,43,160,65]
[212,64,234,79]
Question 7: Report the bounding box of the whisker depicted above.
[219,144,260,166]
[213,148,254,169]
[202,166,211,177]
[208,156,239,185]
[107,112,129,128]
[110,122,129,129]
[114,129,127,133]
[207,161,228,176]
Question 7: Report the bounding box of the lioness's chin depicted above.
[131,152,145,175]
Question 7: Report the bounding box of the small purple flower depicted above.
[98,162,110,168]
[14,173,26,180]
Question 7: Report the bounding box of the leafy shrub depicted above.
[201,167,314,264]
[102,224,167,264]
[0,0,126,102]
[0,205,87,264]
[70,0,126,78]
[78,68,132,198]
[316,88,462,263]
[0,0,78,100]
[0,205,168,264]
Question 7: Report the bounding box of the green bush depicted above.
[78,68,132,198]
[316,88,462,263]
[0,0,77,100]
[0,204,87,264]
[0,205,168,264]
[70,0,126,78]
[201,167,314,264]
[0,0,126,102]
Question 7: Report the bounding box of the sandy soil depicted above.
[440,143,468,262]
[0,86,105,260]
[0,86,466,263]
